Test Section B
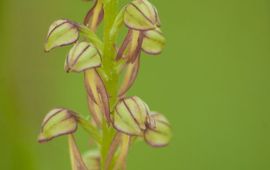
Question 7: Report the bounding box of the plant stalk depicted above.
[100,0,120,170]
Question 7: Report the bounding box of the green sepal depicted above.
[112,96,150,136]
[65,41,102,73]
[124,0,158,31]
[144,112,172,147]
[142,28,165,55]
[45,19,79,52]
[38,108,78,143]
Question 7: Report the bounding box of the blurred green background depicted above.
[1,0,270,169]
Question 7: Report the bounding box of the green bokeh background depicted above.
[1,0,270,169]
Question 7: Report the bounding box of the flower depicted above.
[65,41,102,73]
[38,108,78,143]
[112,96,150,135]
[112,97,172,147]
[116,0,165,63]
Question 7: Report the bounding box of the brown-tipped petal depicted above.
[112,96,150,136]
[68,135,88,170]
[113,135,130,170]
[83,150,100,170]
[65,41,101,73]
[116,30,143,63]
[144,112,172,147]
[115,30,133,61]
[45,19,79,52]
[38,108,78,143]
[84,0,104,31]
[131,31,144,63]
[124,0,158,31]
[125,30,141,62]
[118,57,140,97]
[142,28,165,55]
[105,133,122,170]
[87,96,103,126]
[84,69,110,123]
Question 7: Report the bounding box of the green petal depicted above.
[65,41,101,73]
[142,28,165,55]
[144,112,172,147]
[38,108,78,143]
[124,0,157,30]
[45,19,79,52]
[113,96,150,136]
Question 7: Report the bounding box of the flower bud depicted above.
[142,28,165,55]
[45,19,79,52]
[83,150,100,170]
[68,135,88,170]
[65,42,101,73]
[38,108,78,143]
[144,112,172,147]
[113,96,150,136]
[124,0,159,31]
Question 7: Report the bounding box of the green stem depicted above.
[77,116,102,144]
[78,25,104,52]
[100,0,120,170]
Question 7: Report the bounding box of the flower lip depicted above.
[116,30,144,63]
[84,69,111,123]
[118,57,140,97]
[68,135,88,170]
